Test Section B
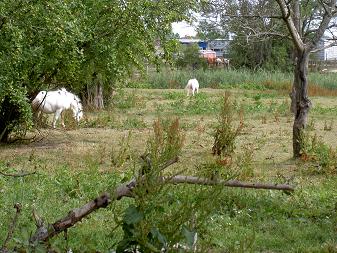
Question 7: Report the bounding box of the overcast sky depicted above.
[172,21,197,37]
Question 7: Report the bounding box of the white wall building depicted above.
[323,45,337,60]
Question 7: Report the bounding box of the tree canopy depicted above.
[0,0,199,142]
[198,0,337,157]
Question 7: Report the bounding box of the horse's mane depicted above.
[58,88,81,102]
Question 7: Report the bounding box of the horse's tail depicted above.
[186,79,198,90]
[186,79,193,90]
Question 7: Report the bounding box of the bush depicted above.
[300,132,337,174]
[0,83,32,142]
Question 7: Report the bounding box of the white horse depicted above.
[32,88,83,128]
[185,78,199,96]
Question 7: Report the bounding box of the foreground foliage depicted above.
[0,88,336,252]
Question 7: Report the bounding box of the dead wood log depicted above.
[30,156,180,243]
[164,176,295,191]
[29,156,294,244]
[30,193,110,243]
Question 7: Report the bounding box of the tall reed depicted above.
[129,68,337,95]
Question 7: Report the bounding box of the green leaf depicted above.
[123,205,144,225]
[182,225,197,248]
[150,227,167,246]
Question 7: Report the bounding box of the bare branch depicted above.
[30,193,111,243]
[29,156,294,244]
[164,176,295,191]
[0,170,36,177]
[239,24,289,39]
[309,0,337,50]
[221,14,284,19]
[311,40,337,53]
[275,0,305,52]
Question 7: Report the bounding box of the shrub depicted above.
[0,83,32,142]
[212,92,243,158]
[300,131,337,174]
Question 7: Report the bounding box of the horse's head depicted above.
[70,95,83,123]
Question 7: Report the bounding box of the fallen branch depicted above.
[1,203,22,253]
[115,156,179,200]
[163,176,295,191]
[30,192,110,243]
[30,157,180,243]
[0,170,36,177]
[30,156,294,244]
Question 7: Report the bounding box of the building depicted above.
[178,38,231,58]
[178,38,208,50]
[323,45,337,60]
[208,39,231,58]
[311,38,337,60]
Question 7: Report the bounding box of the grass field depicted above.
[0,87,336,252]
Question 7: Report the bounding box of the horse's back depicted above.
[32,90,72,113]
[187,79,199,90]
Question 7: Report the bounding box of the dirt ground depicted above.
[1,88,336,184]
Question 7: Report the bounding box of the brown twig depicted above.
[0,170,36,177]
[1,203,22,253]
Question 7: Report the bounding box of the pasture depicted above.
[0,86,337,252]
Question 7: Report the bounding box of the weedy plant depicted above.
[323,119,333,131]
[116,118,189,252]
[123,117,147,129]
[83,110,119,128]
[306,118,316,131]
[111,131,132,168]
[212,92,244,159]
[235,143,256,180]
[300,131,337,175]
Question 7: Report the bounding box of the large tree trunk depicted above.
[86,73,105,110]
[0,96,15,143]
[290,49,312,158]
[93,82,104,109]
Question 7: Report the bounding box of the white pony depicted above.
[32,88,83,128]
[185,78,199,96]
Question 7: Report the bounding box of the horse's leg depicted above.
[53,109,62,128]
[60,111,65,128]
[36,111,41,120]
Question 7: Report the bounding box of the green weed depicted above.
[324,120,333,131]
[300,131,337,175]
[212,92,243,158]
[123,117,147,129]
[162,91,185,100]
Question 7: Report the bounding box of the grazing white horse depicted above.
[32,88,83,128]
[185,78,199,96]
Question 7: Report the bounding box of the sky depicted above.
[172,21,197,37]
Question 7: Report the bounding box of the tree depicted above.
[198,0,293,70]
[0,0,199,142]
[175,43,208,69]
[275,0,337,158]
[200,0,337,158]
